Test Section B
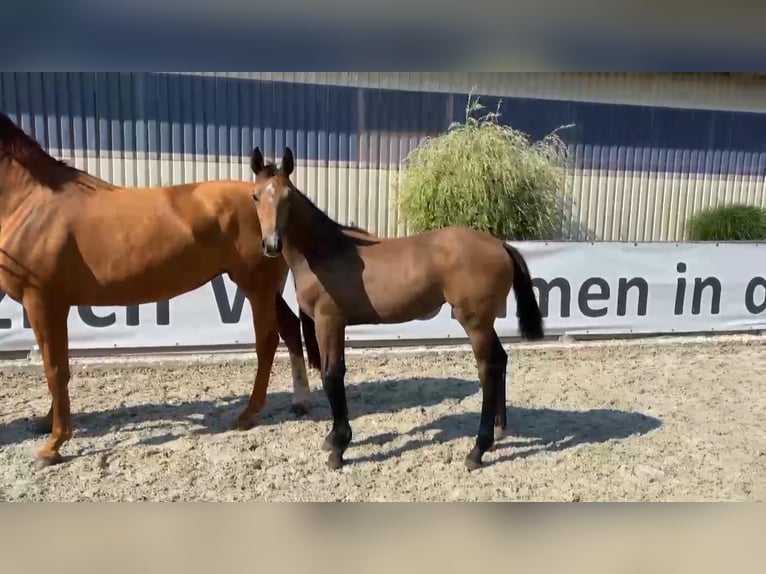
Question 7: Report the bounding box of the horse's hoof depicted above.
[33,418,53,435]
[464,455,483,472]
[327,452,344,470]
[494,425,506,441]
[321,437,334,452]
[35,451,63,469]
[289,402,309,417]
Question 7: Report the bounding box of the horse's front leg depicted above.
[316,313,351,470]
[234,287,281,430]
[23,294,73,466]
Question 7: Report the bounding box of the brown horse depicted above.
[251,147,544,471]
[0,112,320,467]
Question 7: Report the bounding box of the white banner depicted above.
[1,242,766,352]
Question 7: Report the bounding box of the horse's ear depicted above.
[281,147,294,176]
[251,147,265,175]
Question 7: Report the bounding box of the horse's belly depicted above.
[417,306,442,321]
[347,288,445,325]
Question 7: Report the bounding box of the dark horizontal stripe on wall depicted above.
[451,94,766,153]
[0,72,361,163]
[572,145,766,177]
[3,72,766,175]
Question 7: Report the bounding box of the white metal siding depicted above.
[3,72,766,241]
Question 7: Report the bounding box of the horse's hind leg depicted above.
[461,320,505,471]
[24,294,72,466]
[492,334,509,442]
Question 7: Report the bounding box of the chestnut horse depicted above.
[250,147,544,471]
[0,113,320,466]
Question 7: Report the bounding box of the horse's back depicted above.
[77,179,253,233]
[58,179,264,301]
[362,225,505,271]
[427,226,512,286]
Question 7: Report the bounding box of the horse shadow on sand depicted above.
[0,376,662,465]
[349,404,662,467]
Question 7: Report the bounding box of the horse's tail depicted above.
[299,308,322,372]
[503,243,544,341]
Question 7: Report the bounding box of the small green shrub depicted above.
[396,95,572,240]
[686,204,766,241]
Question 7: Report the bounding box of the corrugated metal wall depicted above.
[3,72,766,241]
[182,73,766,113]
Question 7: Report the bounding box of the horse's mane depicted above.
[297,190,380,247]
[0,112,117,191]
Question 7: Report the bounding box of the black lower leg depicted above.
[492,337,509,439]
[466,362,498,471]
[466,335,507,470]
[321,359,352,470]
[466,397,496,470]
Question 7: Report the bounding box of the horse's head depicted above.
[250,146,295,258]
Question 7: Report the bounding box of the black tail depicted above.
[503,243,544,341]
[299,308,322,372]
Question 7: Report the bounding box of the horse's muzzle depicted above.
[261,235,282,258]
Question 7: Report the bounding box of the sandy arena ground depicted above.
[1,335,764,501]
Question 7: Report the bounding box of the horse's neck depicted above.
[72,171,111,190]
[0,160,38,219]
[284,195,352,266]
[1,153,114,202]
